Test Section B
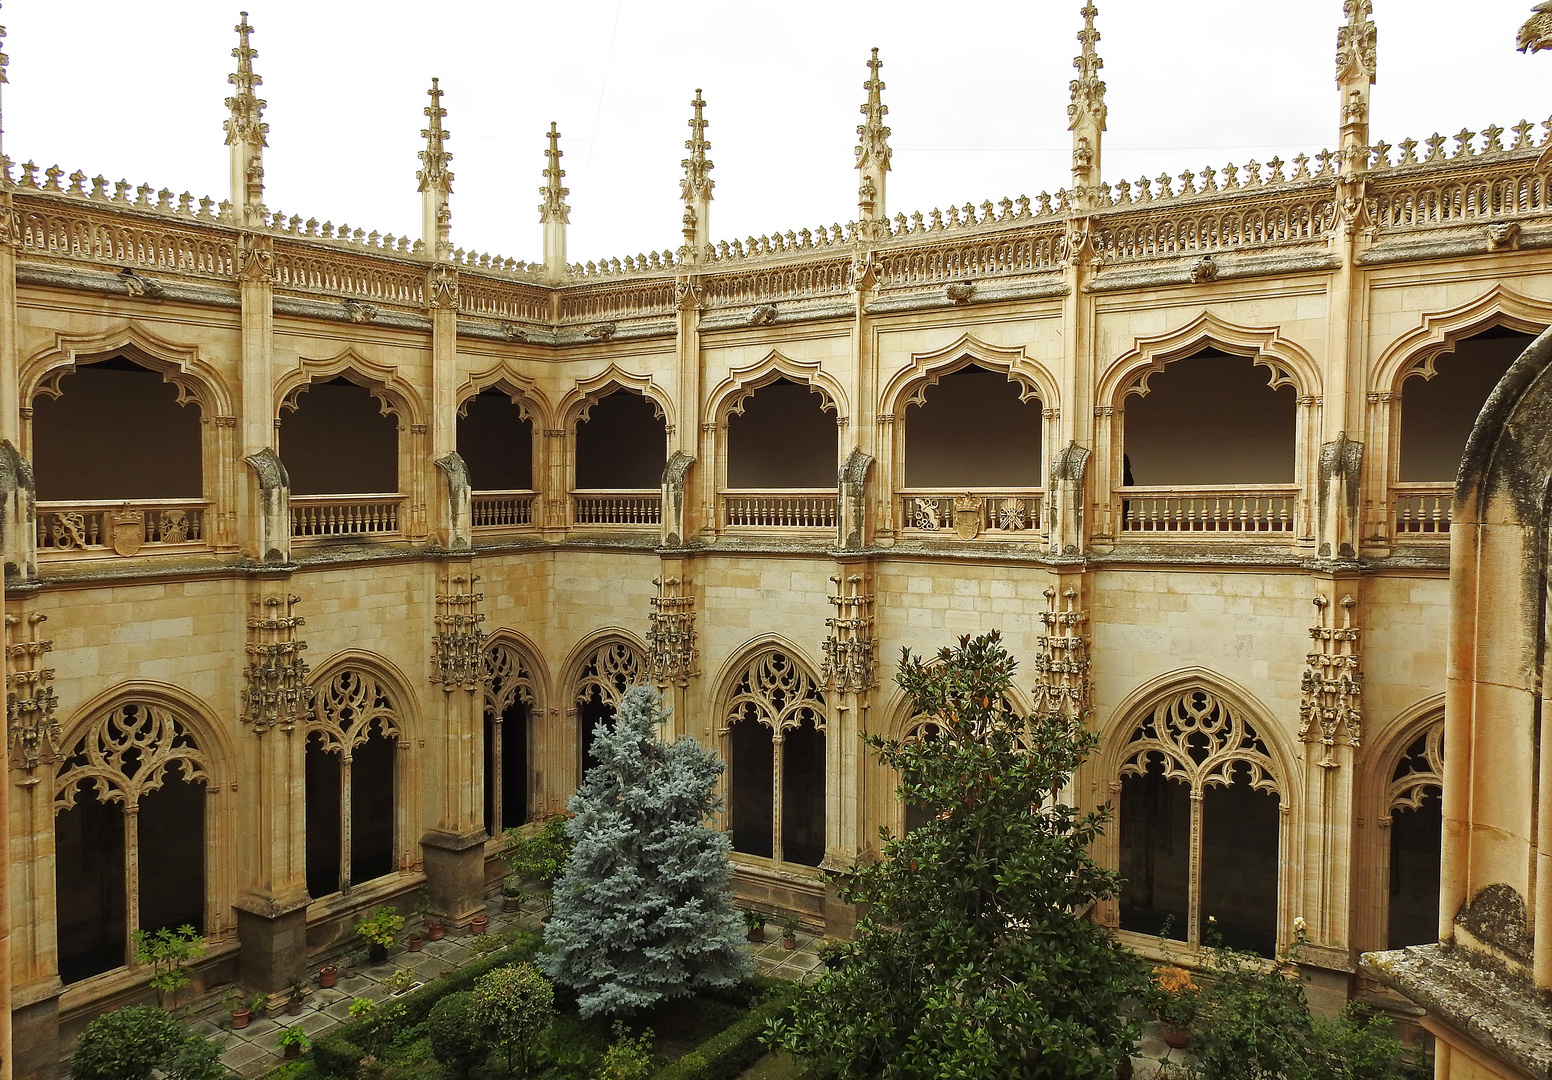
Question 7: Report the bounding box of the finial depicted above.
[224,11,268,148]
[856,47,891,173]
[1,2,9,160]
[418,77,453,194]
[681,89,714,203]
[1336,0,1377,84]
[539,122,569,225]
[1068,3,1107,133]
[1518,3,1552,53]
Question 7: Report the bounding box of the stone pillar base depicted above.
[12,979,60,1080]
[235,894,310,995]
[822,878,860,940]
[422,829,488,925]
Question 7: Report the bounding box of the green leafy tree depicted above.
[541,684,751,1017]
[470,963,554,1076]
[427,990,485,1079]
[69,1005,185,1080]
[131,925,204,1009]
[772,631,1144,1080]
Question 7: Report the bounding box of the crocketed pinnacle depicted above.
[681,90,714,203]
[1068,3,1107,132]
[418,77,453,194]
[540,122,570,225]
[1336,0,1377,84]
[224,11,268,148]
[855,48,891,173]
[0,2,9,86]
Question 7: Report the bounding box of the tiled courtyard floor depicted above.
[195,899,823,1078]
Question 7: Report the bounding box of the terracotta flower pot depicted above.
[470,915,488,936]
[230,1006,251,1030]
[408,934,424,952]
[426,921,445,941]
[286,995,304,1016]
[319,967,338,989]
[745,928,765,943]
[502,896,520,912]
[1161,1025,1191,1049]
[343,961,358,979]
[782,935,797,950]
[284,1043,301,1060]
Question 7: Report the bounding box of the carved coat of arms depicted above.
[110,508,145,557]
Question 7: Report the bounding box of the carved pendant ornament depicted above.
[647,577,699,688]
[1032,586,1090,721]
[1299,594,1363,764]
[6,612,60,774]
[432,574,487,691]
[242,593,312,733]
[821,574,876,694]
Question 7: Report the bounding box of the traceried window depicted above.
[902,720,944,835]
[1118,688,1282,957]
[572,641,647,780]
[305,669,402,898]
[484,644,538,834]
[1386,723,1443,950]
[723,650,827,867]
[54,701,209,984]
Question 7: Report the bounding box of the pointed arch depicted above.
[1098,310,1321,407]
[24,321,234,416]
[274,347,427,428]
[706,350,849,425]
[456,363,552,427]
[1373,284,1552,394]
[483,629,551,718]
[306,650,420,751]
[557,364,676,432]
[708,635,828,724]
[561,629,650,713]
[481,630,550,835]
[881,333,1057,419]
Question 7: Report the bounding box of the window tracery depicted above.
[54,701,209,813]
[485,643,538,718]
[483,642,538,833]
[1119,687,1278,796]
[308,668,403,756]
[1388,723,1443,813]
[573,641,646,713]
[723,649,826,734]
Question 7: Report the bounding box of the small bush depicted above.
[427,990,484,1079]
[69,1005,185,1080]
[598,1021,655,1080]
[164,1034,228,1080]
[309,1033,366,1080]
[471,964,554,1076]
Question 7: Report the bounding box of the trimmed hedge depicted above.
[310,933,538,1078]
[649,984,799,1080]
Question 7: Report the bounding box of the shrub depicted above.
[502,813,572,885]
[130,925,204,1009]
[69,1005,185,1080]
[310,1033,366,1080]
[470,963,554,1076]
[354,904,405,949]
[427,990,485,1079]
[163,1034,227,1080]
[661,985,798,1080]
[597,1021,655,1080]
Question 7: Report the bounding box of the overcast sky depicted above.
[1,1,1546,266]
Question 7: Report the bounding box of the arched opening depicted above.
[53,700,210,984]
[351,723,397,884]
[305,731,343,899]
[570,641,646,786]
[1116,687,1281,956]
[1386,724,1444,950]
[484,644,538,835]
[904,366,1042,486]
[1399,327,1535,481]
[280,378,398,495]
[575,390,666,489]
[726,378,834,488]
[723,649,827,868]
[458,388,533,491]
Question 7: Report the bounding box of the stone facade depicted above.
[0,4,1547,1078]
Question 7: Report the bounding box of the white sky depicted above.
[1,1,1546,266]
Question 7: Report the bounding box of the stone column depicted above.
[820,560,877,937]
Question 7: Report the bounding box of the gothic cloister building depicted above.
[0,3,1547,1077]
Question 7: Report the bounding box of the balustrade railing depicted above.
[1117,486,1298,536]
[723,490,838,530]
[291,494,403,538]
[471,490,537,530]
[36,499,210,557]
[1390,483,1452,537]
[571,490,662,527]
[899,490,1045,538]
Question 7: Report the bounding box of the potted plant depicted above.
[742,909,767,943]
[416,888,445,942]
[348,996,375,1021]
[224,987,253,1030]
[470,912,489,936]
[781,916,799,950]
[383,967,417,995]
[278,1025,310,1060]
[318,963,338,989]
[354,904,405,964]
[342,956,359,980]
[816,938,850,970]
[1145,964,1200,1048]
[501,881,525,913]
[286,976,306,1016]
[406,929,424,952]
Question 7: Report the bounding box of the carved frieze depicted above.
[647,576,699,688]
[5,612,60,774]
[432,573,486,691]
[242,593,312,733]
[1299,594,1363,763]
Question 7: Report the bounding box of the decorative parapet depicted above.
[1299,594,1362,764]
[1032,586,1089,721]
[647,575,698,688]
[821,573,876,694]
[432,573,486,691]
[5,611,59,774]
[242,594,311,734]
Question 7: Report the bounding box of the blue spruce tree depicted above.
[541,684,751,1017]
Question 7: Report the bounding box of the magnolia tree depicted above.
[772,631,1144,1080]
[541,684,750,1017]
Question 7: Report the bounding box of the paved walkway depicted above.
[195,901,824,1078]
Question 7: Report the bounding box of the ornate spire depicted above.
[418,78,454,194]
[856,48,891,228]
[1068,3,1107,134]
[1,3,10,160]
[1336,0,1377,84]
[224,11,268,148]
[681,89,714,203]
[539,122,569,225]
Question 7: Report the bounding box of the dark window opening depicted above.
[726,378,835,488]
[729,720,775,859]
[1399,327,1535,482]
[575,391,666,489]
[1119,763,1190,940]
[138,774,205,936]
[351,723,397,884]
[32,357,202,501]
[781,719,826,866]
[458,389,533,491]
[904,366,1043,487]
[305,733,342,898]
[55,787,127,984]
[484,701,530,836]
[1201,770,1280,957]
[1389,792,1442,949]
[1123,350,1296,486]
[280,378,398,495]
[577,691,616,780]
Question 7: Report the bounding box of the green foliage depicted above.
[772,631,1145,1080]
[310,1033,366,1080]
[427,990,485,1079]
[130,925,204,1009]
[470,962,555,1075]
[542,685,751,1018]
[347,997,375,1020]
[163,1033,228,1080]
[741,910,767,935]
[597,1021,656,1080]
[382,967,417,995]
[503,812,573,885]
[277,1025,310,1051]
[353,904,405,949]
[69,1005,186,1080]
[657,986,799,1080]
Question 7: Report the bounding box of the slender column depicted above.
[820,561,876,935]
